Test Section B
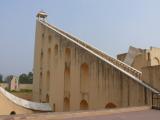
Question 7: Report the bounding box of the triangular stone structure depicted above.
[33,15,159,112]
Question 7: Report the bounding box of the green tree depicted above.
[4,75,13,83]
[0,74,3,83]
[27,72,33,84]
[19,73,28,84]
[19,72,33,84]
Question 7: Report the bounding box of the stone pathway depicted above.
[0,107,160,120]
[66,109,160,120]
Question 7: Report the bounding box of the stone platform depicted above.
[1,106,160,120]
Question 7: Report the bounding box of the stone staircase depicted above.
[43,21,141,79]
[40,20,160,94]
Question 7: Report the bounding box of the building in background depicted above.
[18,84,33,91]
[9,76,19,91]
[142,65,160,91]
[0,76,33,92]
[117,46,160,71]
[117,46,160,92]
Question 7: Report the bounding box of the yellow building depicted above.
[33,12,159,112]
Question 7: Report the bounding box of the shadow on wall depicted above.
[10,111,16,115]
[153,57,160,66]
[105,102,117,109]
[80,99,88,110]
[64,97,70,111]
[80,63,89,93]
[46,94,49,103]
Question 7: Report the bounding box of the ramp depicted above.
[0,87,52,115]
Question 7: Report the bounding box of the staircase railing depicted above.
[152,93,160,110]
[42,21,142,79]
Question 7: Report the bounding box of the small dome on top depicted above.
[36,11,48,21]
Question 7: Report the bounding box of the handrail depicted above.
[42,21,142,79]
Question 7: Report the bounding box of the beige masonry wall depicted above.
[0,86,52,115]
[117,47,160,71]
[0,91,33,115]
[19,84,33,90]
[142,65,160,91]
[134,47,160,70]
[33,20,153,112]
[149,47,160,66]
[131,54,149,71]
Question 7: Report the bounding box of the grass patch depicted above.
[5,88,32,93]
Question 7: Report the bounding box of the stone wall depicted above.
[19,84,33,90]
[142,65,160,91]
[33,20,153,112]
[0,89,33,115]
[132,54,149,71]
[117,47,160,71]
[0,87,52,115]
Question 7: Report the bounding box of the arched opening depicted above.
[80,63,89,93]
[153,57,160,66]
[46,94,49,102]
[53,104,56,112]
[10,111,16,115]
[40,50,43,65]
[48,48,51,66]
[42,33,45,39]
[39,72,42,101]
[105,102,117,109]
[39,89,42,95]
[42,33,45,47]
[40,72,42,81]
[64,97,70,111]
[64,67,70,92]
[39,72,42,92]
[48,35,52,43]
[80,99,88,110]
[147,53,150,60]
[54,44,58,56]
[46,71,50,91]
[65,48,71,62]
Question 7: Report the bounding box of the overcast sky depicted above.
[1,0,160,77]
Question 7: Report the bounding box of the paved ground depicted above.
[66,110,160,120]
[0,107,160,120]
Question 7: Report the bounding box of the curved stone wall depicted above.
[0,87,52,115]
